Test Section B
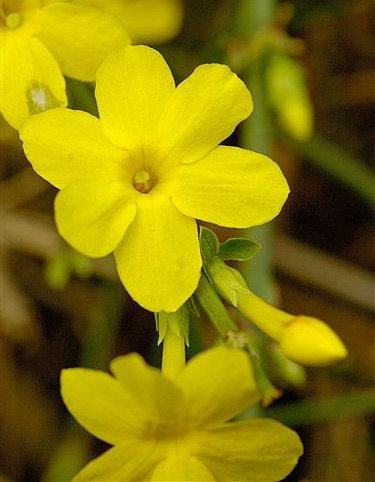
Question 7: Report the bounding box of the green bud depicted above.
[206,258,249,306]
[266,53,313,141]
[266,343,307,389]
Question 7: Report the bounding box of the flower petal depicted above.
[61,368,147,444]
[38,2,129,81]
[110,353,184,422]
[193,419,303,481]
[20,108,128,189]
[1,32,66,130]
[172,146,290,228]
[73,440,162,482]
[55,179,137,257]
[114,193,201,312]
[96,45,175,152]
[157,64,253,165]
[176,347,259,426]
[150,456,215,481]
[77,0,184,44]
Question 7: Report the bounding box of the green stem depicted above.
[238,0,277,303]
[195,273,237,338]
[257,390,375,426]
[287,133,375,207]
[161,329,186,380]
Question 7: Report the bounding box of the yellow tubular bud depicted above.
[236,291,293,341]
[279,316,348,367]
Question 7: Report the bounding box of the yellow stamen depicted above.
[133,169,152,193]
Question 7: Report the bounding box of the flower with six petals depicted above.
[61,346,303,481]
[21,45,290,312]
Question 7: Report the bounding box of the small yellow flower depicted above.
[21,45,289,312]
[77,0,184,44]
[61,347,303,481]
[1,0,129,129]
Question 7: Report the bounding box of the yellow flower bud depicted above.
[236,290,347,367]
[279,316,348,367]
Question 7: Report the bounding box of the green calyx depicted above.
[155,304,190,346]
[199,227,259,307]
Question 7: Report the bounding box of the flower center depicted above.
[6,12,22,29]
[147,419,189,441]
[133,169,153,194]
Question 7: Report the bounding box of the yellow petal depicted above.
[114,193,201,312]
[20,108,128,189]
[55,179,137,257]
[176,347,259,426]
[110,353,184,423]
[61,368,147,444]
[96,45,175,152]
[0,32,66,130]
[38,2,129,81]
[172,146,289,228]
[280,316,348,367]
[77,0,184,44]
[158,64,253,166]
[73,440,162,482]
[194,419,303,481]
[150,456,214,481]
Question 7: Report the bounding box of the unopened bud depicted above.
[279,316,347,367]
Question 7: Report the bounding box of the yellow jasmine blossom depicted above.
[236,291,348,367]
[61,346,303,481]
[77,0,184,44]
[21,45,290,312]
[1,0,129,129]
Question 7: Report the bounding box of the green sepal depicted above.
[187,296,200,317]
[206,258,249,306]
[156,304,190,346]
[218,237,261,261]
[199,226,219,263]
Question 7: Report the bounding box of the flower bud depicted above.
[279,316,347,367]
[207,258,249,306]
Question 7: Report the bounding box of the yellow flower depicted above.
[61,347,303,481]
[1,0,129,129]
[77,0,184,44]
[21,45,290,312]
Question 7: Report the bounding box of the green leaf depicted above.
[199,226,219,262]
[218,238,261,261]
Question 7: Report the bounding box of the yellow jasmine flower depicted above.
[1,0,129,129]
[21,45,290,312]
[77,0,184,44]
[61,346,303,481]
